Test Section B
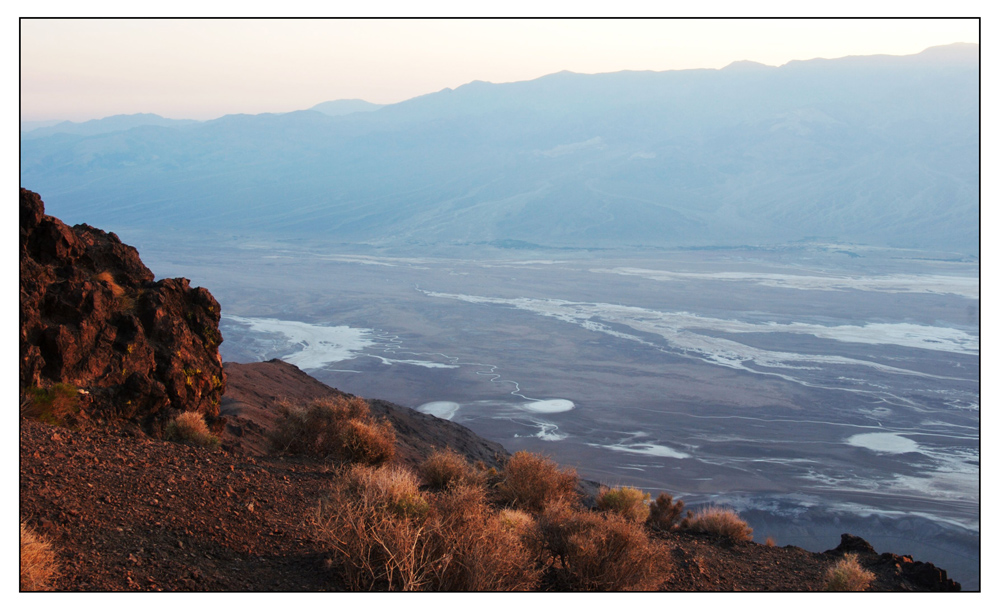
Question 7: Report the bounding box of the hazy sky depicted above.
[20,18,979,122]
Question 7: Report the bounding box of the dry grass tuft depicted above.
[344,463,430,520]
[498,508,536,535]
[93,271,136,312]
[420,447,484,490]
[647,492,686,531]
[341,418,396,465]
[495,451,578,513]
[824,554,876,591]
[164,411,220,448]
[316,464,538,591]
[93,271,125,298]
[269,396,395,464]
[20,521,58,591]
[596,486,651,523]
[682,506,753,542]
[765,536,776,547]
[23,383,82,427]
[535,501,668,591]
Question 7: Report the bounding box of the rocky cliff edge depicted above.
[19,188,226,431]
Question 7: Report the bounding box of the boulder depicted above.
[19,188,225,431]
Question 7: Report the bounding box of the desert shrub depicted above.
[647,492,686,531]
[682,506,753,542]
[596,486,651,523]
[269,396,395,464]
[498,508,536,535]
[420,448,484,490]
[24,383,82,427]
[495,451,578,513]
[20,521,58,591]
[164,411,220,448]
[316,464,430,590]
[765,536,776,547]
[535,501,667,591]
[824,554,876,591]
[316,465,538,591]
[341,419,396,465]
[423,484,540,591]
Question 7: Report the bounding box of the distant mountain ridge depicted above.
[309,99,384,116]
[20,113,203,140]
[20,43,979,253]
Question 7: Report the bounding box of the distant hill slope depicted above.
[221,359,509,469]
[20,113,202,140]
[309,99,384,116]
[21,44,979,253]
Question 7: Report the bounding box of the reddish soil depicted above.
[20,363,961,592]
[20,363,954,591]
[20,417,344,591]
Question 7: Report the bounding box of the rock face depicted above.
[827,533,961,592]
[19,188,225,430]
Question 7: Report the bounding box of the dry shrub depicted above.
[423,484,540,591]
[596,486,650,523]
[824,554,876,591]
[495,451,578,513]
[420,448,484,490]
[535,501,667,591]
[765,536,776,547]
[21,521,58,591]
[93,271,125,298]
[344,463,430,520]
[24,383,82,427]
[164,411,220,448]
[647,492,685,531]
[316,465,538,591]
[269,396,395,464]
[498,508,536,535]
[341,419,396,465]
[682,506,753,542]
[317,464,430,591]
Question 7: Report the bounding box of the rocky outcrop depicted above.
[19,188,225,430]
[827,533,961,591]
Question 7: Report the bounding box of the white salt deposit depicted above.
[846,432,919,454]
[416,401,460,420]
[593,267,980,300]
[370,356,459,369]
[225,315,373,370]
[603,442,690,459]
[420,291,978,393]
[519,399,574,413]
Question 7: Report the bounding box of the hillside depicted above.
[21,44,979,254]
[20,368,961,592]
[18,189,963,591]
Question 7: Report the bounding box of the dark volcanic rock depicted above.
[829,533,876,556]
[826,533,961,591]
[19,188,225,430]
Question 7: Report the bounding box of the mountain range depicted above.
[20,43,979,253]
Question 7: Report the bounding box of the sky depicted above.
[19,17,980,123]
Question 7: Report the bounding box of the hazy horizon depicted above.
[20,19,978,123]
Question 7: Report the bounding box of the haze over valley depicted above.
[23,43,978,254]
